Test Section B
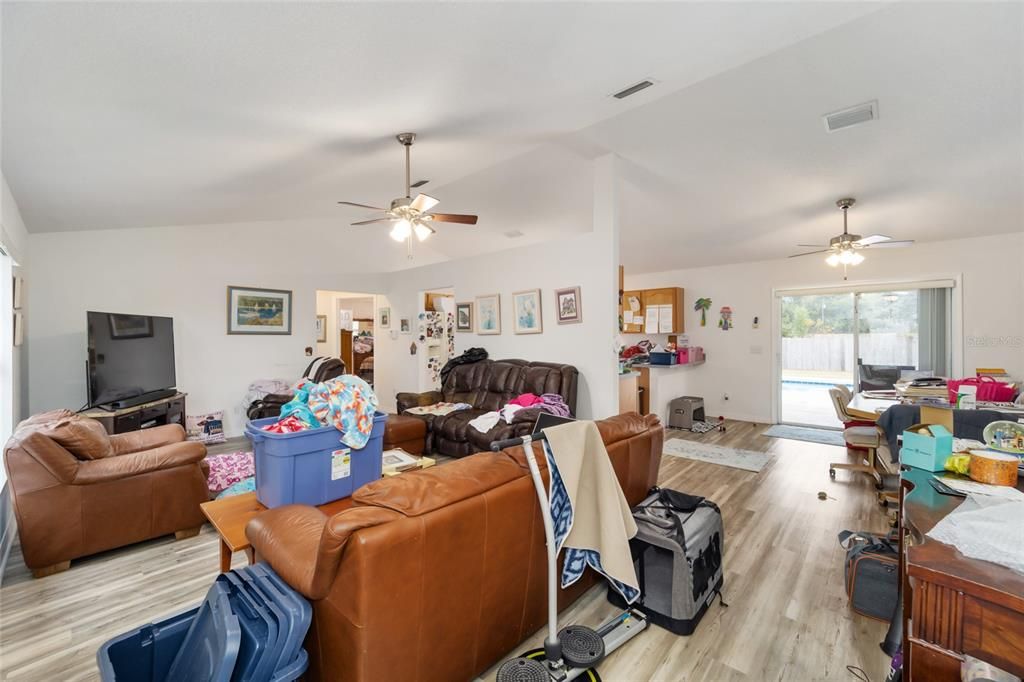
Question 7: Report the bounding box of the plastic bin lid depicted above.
[270,649,310,682]
[237,567,292,674]
[165,582,241,682]
[219,572,280,682]
[249,564,313,669]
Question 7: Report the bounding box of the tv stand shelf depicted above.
[80,392,187,435]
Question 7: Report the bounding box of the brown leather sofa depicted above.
[395,359,579,457]
[3,410,211,578]
[246,412,662,682]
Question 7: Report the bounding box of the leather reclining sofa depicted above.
[247,412,663,682]
[395,358,579,457]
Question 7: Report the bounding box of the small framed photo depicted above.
[378,306,391,329]
[512,289,543,334]
[400,318,411,334]
[12,275,23,310]
[13,311,23,347]
[554,286,582,325]
[227,286,292,335]
[456,302,473,332]
[315,314,327,342]
[475,294,501,335]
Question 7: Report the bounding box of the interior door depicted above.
[339,330,353,371]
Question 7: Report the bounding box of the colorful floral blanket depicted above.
[206,451,255,494]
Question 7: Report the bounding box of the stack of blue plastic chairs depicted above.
[98,565,311,682]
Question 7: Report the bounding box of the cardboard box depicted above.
[901,423,952,472]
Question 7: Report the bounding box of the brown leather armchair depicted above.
[247,412,662,682]
[3,410,211,578]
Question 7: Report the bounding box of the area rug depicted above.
[663,439,770,473]
[762,424,845,447]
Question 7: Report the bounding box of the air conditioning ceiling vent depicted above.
[824,100,878,132]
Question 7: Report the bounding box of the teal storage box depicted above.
[901,423,952,472]
[246,413,387,508]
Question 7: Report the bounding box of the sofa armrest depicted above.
[395,390,443,414]
[110,424,188,455]
[246,505,401,600]
[73,441,207,485]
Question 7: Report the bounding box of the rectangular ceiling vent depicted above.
[824,100,878,132]
[612,80,654,100]
[410,179,429,188]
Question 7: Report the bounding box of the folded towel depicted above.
[542,421,640,603]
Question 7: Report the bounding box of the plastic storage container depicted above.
[649,351,678,366]
[247,412,387,508]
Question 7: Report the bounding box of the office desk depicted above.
[900,467,1024,680]
[847,392,899,421]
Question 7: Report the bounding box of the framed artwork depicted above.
[512,289,543,334]
[378,306,391,329]
[227,286,292,335]
[554,286,582,325]
[13,311,23,347]
[455,302,473,332]
[108,313,153,339]
[475,294,501,335]
[12,276,23,309]
[315,315,327,342]
[338,308,353,331]
[400,318,411,334]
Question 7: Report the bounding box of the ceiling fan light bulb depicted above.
[390,219,412,242]
[413,222,432,242]
[826,253,841,267]
[850,251,865,265]
[839,249,855,265]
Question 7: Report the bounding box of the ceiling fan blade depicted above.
[409,193,440,213]
[853,234,892,246]
[797,244,828,248]
[338,201,386,211]
[864,239,915,248]
[426,213,478,225]
[350,217,394,226]
[787,249,833,258]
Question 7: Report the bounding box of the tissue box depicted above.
[901,423,953,472]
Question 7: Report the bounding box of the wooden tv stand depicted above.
[80,392,187,435]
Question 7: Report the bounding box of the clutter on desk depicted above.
[984,420,1024,454]
[927,493,1024,575]
[901,423,952,472]
[947,375,1017,403]
[968,449,1019,486]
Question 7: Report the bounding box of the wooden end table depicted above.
[200,492,354,572]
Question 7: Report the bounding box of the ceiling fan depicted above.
[789,198,914,278]
[337,133,478,254]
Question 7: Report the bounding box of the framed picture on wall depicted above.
[378,306,391,329]
[227,286,292,335]
[400,318,411,334]
[475,294,501,335]
[512,289,543,334]
[456,302,473,332]
[338,308,353,331]
[315,314,327,342]
[554,286,582,325]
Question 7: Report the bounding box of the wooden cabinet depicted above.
[620,287,684,334]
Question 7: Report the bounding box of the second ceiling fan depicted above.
[338,133,478,249]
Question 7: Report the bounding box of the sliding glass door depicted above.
[778,284,953,428]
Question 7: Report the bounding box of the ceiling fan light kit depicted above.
[338,132,478,258]
[789,197,914,279]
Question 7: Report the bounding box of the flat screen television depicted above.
[87,311,176,407]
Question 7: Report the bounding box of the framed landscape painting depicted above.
[476,294,501,335]
[456,302,473,332]
[555,286,582,324]
[512,289,542,334]
[227,286,292,335]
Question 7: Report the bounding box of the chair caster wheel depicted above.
[829,469,836,479]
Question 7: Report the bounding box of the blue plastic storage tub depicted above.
[649,351,678,366]
[98,607,198,682]
[246,412,387,508]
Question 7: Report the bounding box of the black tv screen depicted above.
[87,312,176,406]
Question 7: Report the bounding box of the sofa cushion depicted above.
[466,421,516,453]
[40,417,113,460]
[443,362,486,406]
[353,452,525,516]
[476,361,525,412]
[432,409,486,443]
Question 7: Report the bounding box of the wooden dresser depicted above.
[900,467,1024,680]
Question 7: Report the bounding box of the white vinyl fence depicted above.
[781,333,918,372]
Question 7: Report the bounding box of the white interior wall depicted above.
[625,232,1024,424]
[314,291,376,358]
[28,221,387,437]
[1,175,29,429]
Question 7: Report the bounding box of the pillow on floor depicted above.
[206,451,255,493]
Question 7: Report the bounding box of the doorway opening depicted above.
[315,290,377,386]
[776,283,953,428]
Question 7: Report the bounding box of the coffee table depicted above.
[200,492,354,572]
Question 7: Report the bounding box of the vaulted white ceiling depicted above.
[3,2,1021,273]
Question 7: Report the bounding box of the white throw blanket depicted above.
[543,421,640,602]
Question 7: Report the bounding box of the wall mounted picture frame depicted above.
[378,306,391,329]
[400,318,411,334]
[315,314,327,342]
[13,311,23,347]
[12,275,23,310]
[338,308,353,331]
[554,286,582,325]
[455,302,473,332]
[227,286,292,335]
[475,294,501,335]
[512,289,543,334]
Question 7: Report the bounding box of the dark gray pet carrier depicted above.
[608,488,726,635]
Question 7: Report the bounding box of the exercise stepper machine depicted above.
[489,432,648,681]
